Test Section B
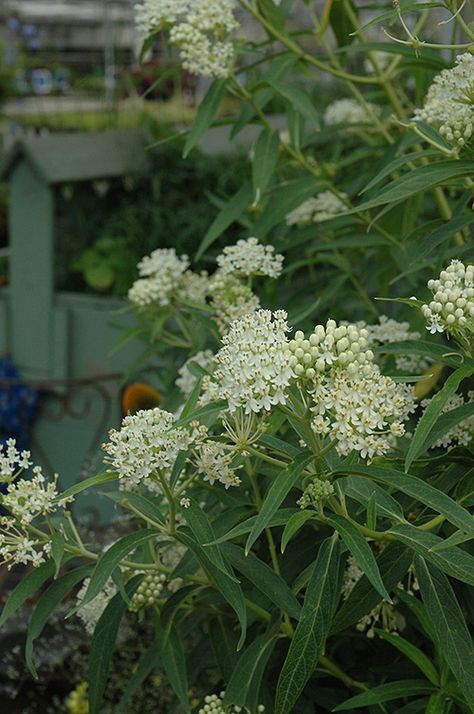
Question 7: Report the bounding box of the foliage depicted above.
[1,1,474,713]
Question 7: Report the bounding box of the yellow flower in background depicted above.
[65,682,89,714]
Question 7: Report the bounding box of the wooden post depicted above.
[9,161,55,378]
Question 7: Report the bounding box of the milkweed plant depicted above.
[1,1,474,712]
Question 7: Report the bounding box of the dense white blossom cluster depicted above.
[0,438,32,480]
[209,272,261,334]
[128,248,190,308]
[420,260,474,337]
[421,391,474,449]
[129,573,167,612]
[193,440,241,488]
[363,315,431,373]
[176,350,215,397]
[204,310,294,413]
[0,518,51,569]
[103,407,193,493]
[288,321,415,458]
[3,468,66,527]
[216,237,284,279]
[286,191,349,226]
[324,98,381,126]
[198,692,265,714]
[414,52,474,147]
[76,578,117,635]
[135,0,238,78]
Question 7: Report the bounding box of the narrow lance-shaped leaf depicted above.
[183,78,226,157]
[224,630,279,710]
[52,471,117,503]
[154,615,191,714]
[333,680,436,710]
[246,452,313,554]
[405,365,474,471]
[0,559,55,628]
[375,629,439,686]
[281,510,315,553]
[415,555,474,711]
[327,514,391,602]
[275,535,342,714]
[252,128,280,203]
[196,183,253,260]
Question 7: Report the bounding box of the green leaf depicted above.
[330,0,356,46]
[245,452,313,554]
[78,529,161,610]
[89,576,141,714]
[420,402,474,455]
[53,471,117,503]
[265,79,320,129]
[155,617,190,713]
[224,631,278,710]
[332,541,412,633]
[26,565,91,678]
[354,161,474,213]
[196,183,253,260]
[405,365,474,471]
[179,530,247,650]
[333,680,436,710]
[258,0,286,31]
[174,399,228,427]
[281,510,315,553]
[429,529,473,552]
[178,375,203,421]
[327,514,391,602]
[105,491,165,526]
[388,524,474,587]
[117,642,159,712]
[185,500,239,582]
[415,556,474,711]
[252,128,280,203]
[361,150,439,194]
[183,79,226,157]
[375,630,439,685]
[275,536,342,714]
[50,530,65,579]
[252,176,326,238]
[426,692,448,714]
[0,559,55,628]
[333,465,474,538]
[221,543,302,620]
[207,508,298,545]
[340,476,405,522]
[374,340,474,370]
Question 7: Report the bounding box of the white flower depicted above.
[216,237,284,279]
[3,467,70,527]
[176,350,215,397]
[0,517,52,569]
[76,577,117,635]
[198,691,265,714]
[0,438,32,480]
[414,52,474,147]
[286,191,349,226]
[179,497,191,508]
[420,260,474,339]
[193,440,241,488]
[102,407,193,493]
[324,98,381,126]
[421,391,474,450]
[288,320,415,459]
[136,0,238,78]
[209,272,260,334]
[128,248,190,308]
[362,315,431,373]
[205,309,294,414]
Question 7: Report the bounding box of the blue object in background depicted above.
[0,357,38,453]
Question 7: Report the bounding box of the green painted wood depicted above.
[0,130,149,184]
[0,295,9,354]
[10,162,54,378]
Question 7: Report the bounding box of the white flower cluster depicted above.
[209,272,261,334]
[414,52,474,147]
[288,321,415,459]
[198,691,265,714]
[193,440,241,488]
[421,260,474,337]
[363,315,431,373]
[128,248,190,308]
[286,191,349,226]
[176,350,215,397]
[205,309,294,413]
[216,237,284,279]
[0,438,31,480]
[297,478,334,509]
[129,572,167,612]
[76,577,117,635]
[341,556,405,639]
[0,518,51,569]
[324,98,381,126]
[103,407,193,493]
[421,391,474,450]
[3,467,67,527]
[135,0,238,78]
